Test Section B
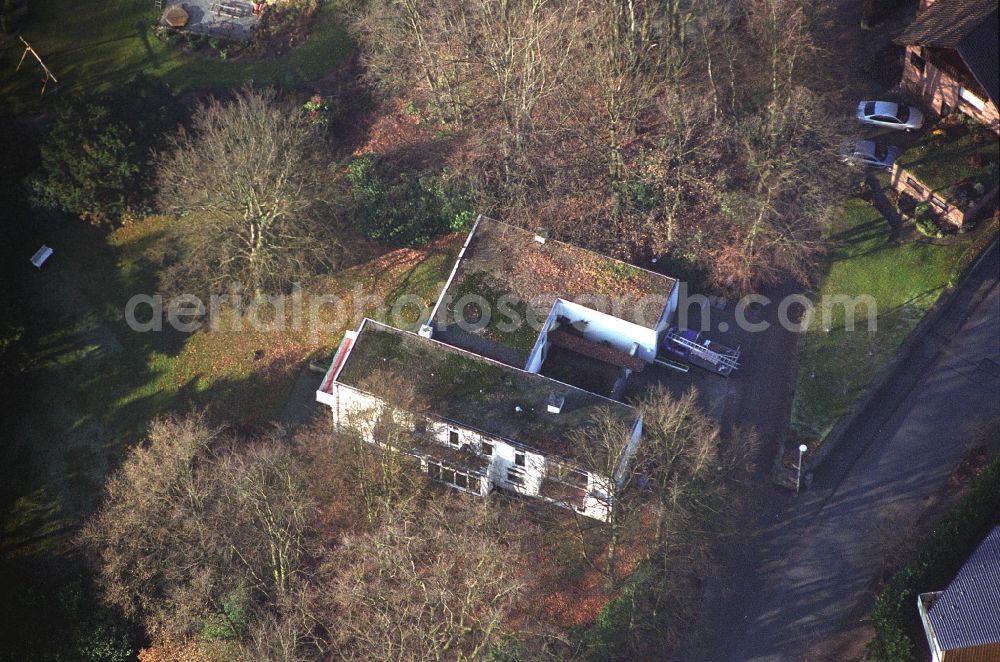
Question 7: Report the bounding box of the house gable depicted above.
[897,1,999,113]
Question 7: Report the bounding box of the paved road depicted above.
[687,244,1000,661]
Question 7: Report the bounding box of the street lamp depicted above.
[796,444,808,494]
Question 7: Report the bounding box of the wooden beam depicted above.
[16,36,58,95]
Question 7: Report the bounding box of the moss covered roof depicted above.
[336,320,638,462]
[435,217,675,361]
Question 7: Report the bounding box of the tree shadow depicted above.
[828,218,893,261]
[136,20,158,66]
[865,172,903,241]
[385,250,443,303]
[320,61,378,159]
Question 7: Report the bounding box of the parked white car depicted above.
[839,139,902,169]
[856,101,924,131]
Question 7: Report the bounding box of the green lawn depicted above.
[790,198,968,441]
[0,1,353,116]
[896,122,1000,194]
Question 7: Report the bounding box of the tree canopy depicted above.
[33,77,176,226]
[155,86,340,294]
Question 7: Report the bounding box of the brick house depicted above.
[896,0,998,129]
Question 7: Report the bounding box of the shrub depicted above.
[348,153,475,246]
[200,589,251,640]
[626,178,663,212]
[868,459,1000,662]
[303,94,327,124]
[912,202,949,238]
[32,76,179,227]
[914,215,940,238]
[254,0,319,54]
[948,214,999,286]
[32,103,139,226]
[895,191,917,217]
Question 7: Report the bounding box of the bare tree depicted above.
[581,386,755,656]
[215,440,313,599]
[311,497,526,661]
[562,409,643,579]
[637,385,756,566]
[343,369,431,521]
[237,589,315,662]
[350,0,842,295]
[742,0,813,102]
[355,0,473,124]
[154,86,338,295]
[80,414,219,630]
[640,91,724,251]
[466,0,581,188]
[80,415,315,646]
[710,85,847,291]
[590,0,683,205]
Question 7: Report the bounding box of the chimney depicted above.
[547,393,565,414]
[533,227,549,244]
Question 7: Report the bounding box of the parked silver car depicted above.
[856,100,924,131]
[839,139,902,169]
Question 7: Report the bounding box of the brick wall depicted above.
[900,46,1000,129]
[890,163,1000,228]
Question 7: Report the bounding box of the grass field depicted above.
[790,197,969,442]
[0,0,353,116]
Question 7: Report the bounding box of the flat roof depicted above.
[333,320,639,463]
[433,217,676,364]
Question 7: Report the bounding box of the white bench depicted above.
[30,245,53,268]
